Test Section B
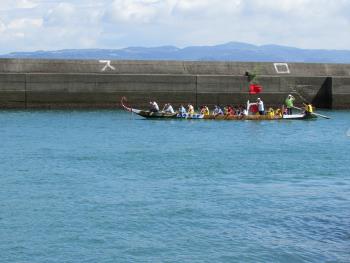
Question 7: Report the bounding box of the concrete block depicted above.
[332,77,350,108]
[197,75,248,93]
[0,73,25,107]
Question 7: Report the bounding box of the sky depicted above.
[0,0,349,53]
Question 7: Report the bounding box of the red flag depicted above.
[249,84,263,94]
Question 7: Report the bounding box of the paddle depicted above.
[292,106,331,119]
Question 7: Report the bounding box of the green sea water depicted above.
[0,110,349,263]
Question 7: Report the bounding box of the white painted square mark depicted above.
[274,63,290,74]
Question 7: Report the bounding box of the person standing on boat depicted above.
[285,94,295,115]
[257,98,265,115]
[150,101,159,112]
[163,103,174,114]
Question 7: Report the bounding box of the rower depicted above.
[149,101,159,112]
[179,104,186,115]
[275,108,282,117]
[204,106,210,115]
[241,106,248,116]
[227,105,234,115]
[187,104,194,115]
[304,103,313,114]
[200,105,206,115]
[200,105,210,115]
[267,107,275,117]
[213,105,224,115]
[163,103,174,113]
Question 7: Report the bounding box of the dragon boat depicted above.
[121,97,322,120]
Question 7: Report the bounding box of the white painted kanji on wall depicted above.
[99,60,115,72]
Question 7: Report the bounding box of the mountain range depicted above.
[2,42,350,63]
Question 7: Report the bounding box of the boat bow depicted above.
[121,97,141,114]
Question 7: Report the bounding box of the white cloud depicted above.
[0,0,37,10]
[8,18,43,30]
[106,0,165,23]
[173,0,242,17]
[1,0,350,53]
[16,0,37,9]
[44,2,76,25]
[0,19,6,33]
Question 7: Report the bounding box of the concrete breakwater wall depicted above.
[0,58,350,109]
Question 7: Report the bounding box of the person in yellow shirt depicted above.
[200,105,210,115]
[187,104,194,115]
[304,103,313,113]
[275,108,282,117]
[267,108,275,117]
[204,106,210,115]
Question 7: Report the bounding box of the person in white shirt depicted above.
[163,103,174,114]
[149,101,159,112]
[213,105,224,115]
[179,105,186,115]
[257,98,265,115]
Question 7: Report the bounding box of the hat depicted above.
[257,98,261,100]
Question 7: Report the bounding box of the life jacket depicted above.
[306,104,313,113]
[275,109,282,117]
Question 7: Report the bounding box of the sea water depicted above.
[0,110,349,263]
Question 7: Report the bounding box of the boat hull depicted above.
[178,113,316,120]
[129,111,316,121]
[136,110,178,118]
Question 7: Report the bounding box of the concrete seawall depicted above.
[0,59,350,109]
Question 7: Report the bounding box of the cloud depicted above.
[8,18,43,30]
[0,0,37,10]
[105,0,167,23]
[44,2,76,25]
[16,0,37,9]
[0,0,350,53]
[0,19,6,33]
[173,0,242,17]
